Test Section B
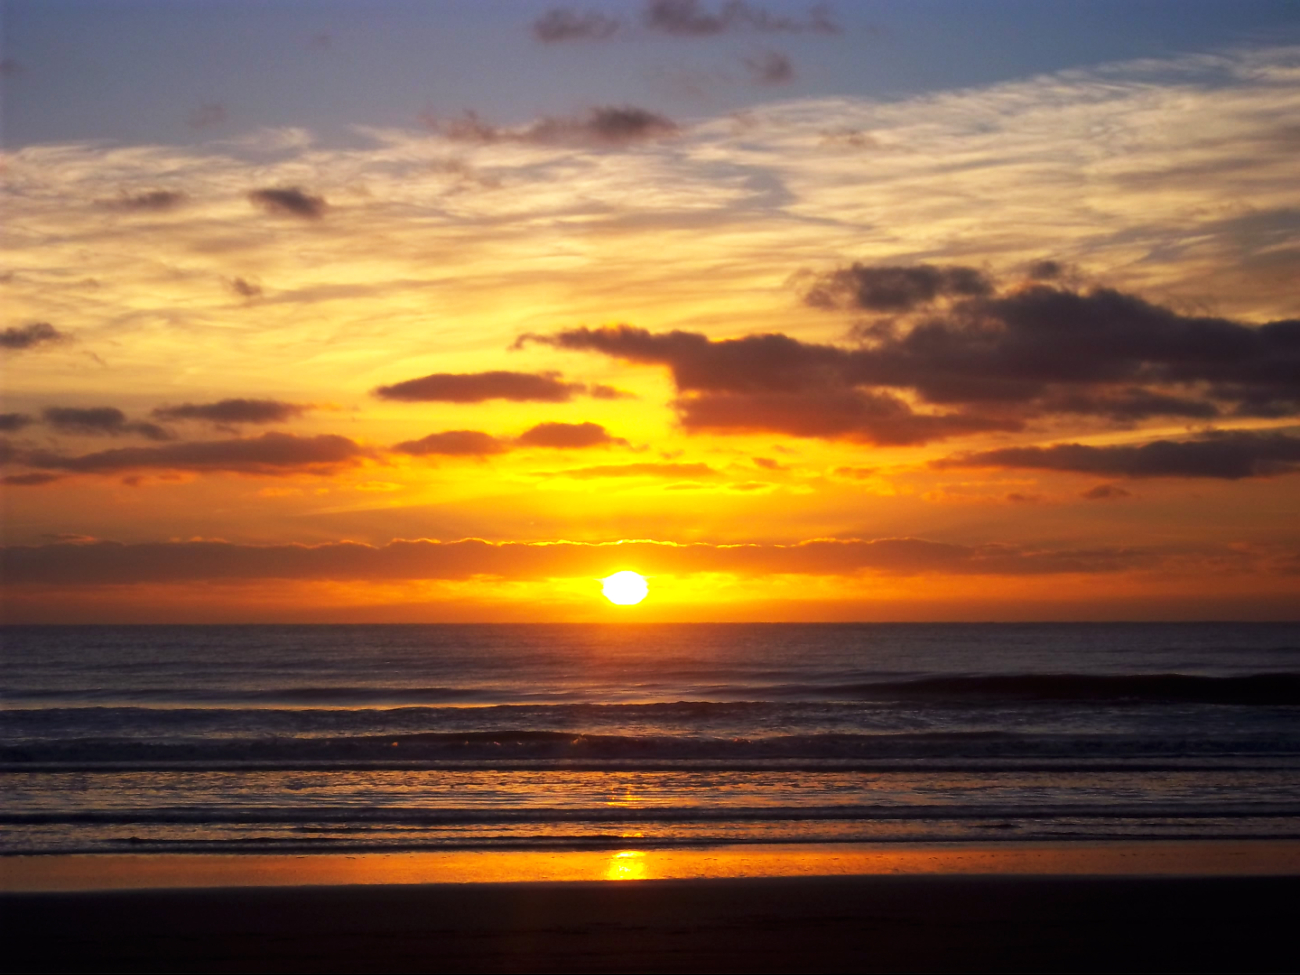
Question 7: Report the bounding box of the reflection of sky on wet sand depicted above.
[6,841,1300,891]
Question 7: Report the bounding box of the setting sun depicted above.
[601,571,649,606]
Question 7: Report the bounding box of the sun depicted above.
[601,571,649,606]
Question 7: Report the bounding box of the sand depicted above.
[3,843,1298,973]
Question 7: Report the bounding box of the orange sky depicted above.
[3,20,1299,621]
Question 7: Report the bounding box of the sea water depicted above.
[2,623,1298,854]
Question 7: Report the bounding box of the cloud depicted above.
[1082,484,1132,500]
[517,324,1019,445]
[248,187,327,219]
[435,106,678,148]
[521,265,1300,444]
[113,190,187,212]
[515,421,628,449]
[1,534,1162,587]
[936,430,1300,480]
[151,399,311,425]
[42,406,172,441]
[187,102,227,128]
[229,277,262,298]
[0,413,34,432]
[392,430,509,457]
[374,371,586,403]
[553,462,717,478]
[532,8,621,42]
[798,263,994,311]
[16,432,371,476]
[744,49,794,85]
[643,0,840,36]
[3,472,63,487]
[1,322,68,351]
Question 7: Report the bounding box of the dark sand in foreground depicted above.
[4,844,1297,973]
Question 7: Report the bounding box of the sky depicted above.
[2,0,1299,622]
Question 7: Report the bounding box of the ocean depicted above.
[2,623,1298,855]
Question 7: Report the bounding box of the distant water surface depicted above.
[2,623,1297,854]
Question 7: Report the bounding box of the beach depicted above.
[4,842,1299,972]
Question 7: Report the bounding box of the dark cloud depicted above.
[374,371,584,404]
[937,431,1300,480]
[516,421,628,449]
[0,413,34,432]
[151,399,310,426]
[187,102,227,129]
[1,322,68,351]
[521,269,1300,444]
[800,263,994,311]
[3,473,63,487]
[588,384,635,400]
[1,534,1157,588]
[42,407,172,441]
[517,324,1018,445]
[1081,484,1132,500]
[644,0,840,36]
[392,431,509,457]
[744,49,794,85]
[248,187,327,220]
[17,432,371,477]
[114,190,186,212]
[532,8,621,41]
[1028,260,1065,281]
[753,456,782,470]
[229,277,262,298]
[436,106,678,148]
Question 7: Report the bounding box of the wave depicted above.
[798,672,1300,705]
[6,673,1297,709]
[5,802,1298,828]
[6,729,1298,769]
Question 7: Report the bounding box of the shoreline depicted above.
[6,842,1297,972]
[4,838,1299,891]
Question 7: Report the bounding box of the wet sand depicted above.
[4,843,1298,973]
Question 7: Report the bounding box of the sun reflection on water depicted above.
[605,850,648,881]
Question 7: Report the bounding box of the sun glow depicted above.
[601,571,649,606]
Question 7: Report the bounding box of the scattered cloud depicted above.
[16,432,372,477]
[798,263,993,312]
[553,461,717,479]
[3,472,63,486]
[42,406,172,441]
[522,269,1300,444]
[186,102,227,129]
[532,8,622,42]
[247,186,327,219]
[433,106,678,148]
[151,399,311,426]
[643,0,839,37]
[374,371,586,404]
[112,190,187,212]
[1082,484,1132,500]
[744,49,794,85]
[1,322,68,352]
[393,430,509,457]
[0,534,1174,587]
[515,421,628,449]
[937,431,1300,480]
[229,277,262,298]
